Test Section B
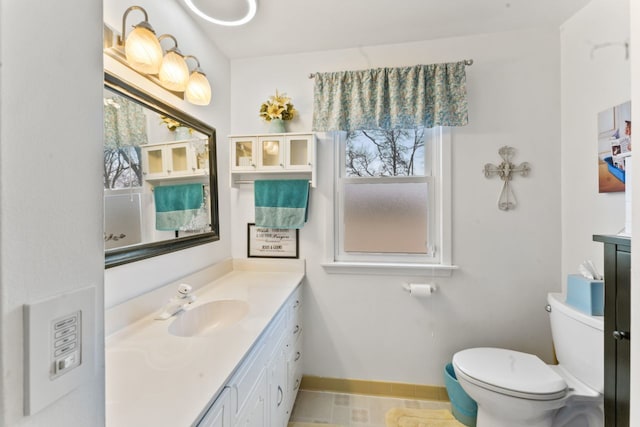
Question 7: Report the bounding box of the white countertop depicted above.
[105,266,304,427]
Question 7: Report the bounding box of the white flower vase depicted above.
[269,119,286,133]
[175,126,191,140]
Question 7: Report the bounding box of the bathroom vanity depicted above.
[105,260,304,426]
[593,235,630,427]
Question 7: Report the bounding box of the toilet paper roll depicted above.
[408,283,434,297]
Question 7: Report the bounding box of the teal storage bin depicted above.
[566,274,604,315]
[444,363,477,427]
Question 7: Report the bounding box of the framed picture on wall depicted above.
[247,223,299,258]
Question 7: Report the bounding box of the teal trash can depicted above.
[444,363,477,427]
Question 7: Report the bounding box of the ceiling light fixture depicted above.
[105,5,213,106]
[183,0,257,26]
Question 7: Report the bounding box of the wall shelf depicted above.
[229,132,316,187]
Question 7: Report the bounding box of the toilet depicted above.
[452,293,604,427]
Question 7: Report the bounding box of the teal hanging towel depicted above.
[254,179,309,229]
[154,183,204,231]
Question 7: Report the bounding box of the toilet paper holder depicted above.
[402,283,437,294]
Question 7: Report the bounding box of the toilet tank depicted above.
[548,292,604,393]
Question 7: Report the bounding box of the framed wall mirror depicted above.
[103,72,219,268]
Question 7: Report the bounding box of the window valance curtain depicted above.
[104,94,148,148]
[312,61,468,132]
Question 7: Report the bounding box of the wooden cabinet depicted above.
[141,139,209,180]
[196,287,303,427]
[593,235,630,427]
[230,133,316,187]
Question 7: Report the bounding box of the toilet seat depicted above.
[453,348,568,401]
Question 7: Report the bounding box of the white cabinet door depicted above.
[269,337,288,427]
[141,145,167,180]
[236,369,268,427]
[198,387,231,427]
[165,142,194,177]
[257,136,285,170]
[284,135,314,171]
[231,137,258,171]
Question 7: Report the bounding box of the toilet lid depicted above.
[453,348,567,400]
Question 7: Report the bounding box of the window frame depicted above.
[323,127,455,276]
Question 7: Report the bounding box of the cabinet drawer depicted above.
[288,288,303,324]
[288,333,303,393]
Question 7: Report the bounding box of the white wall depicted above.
[230,28,563,385]
[103,0,232,308]
[560,0,630,282]
[0,0,105,426]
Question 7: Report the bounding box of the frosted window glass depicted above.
[344,182,428,253]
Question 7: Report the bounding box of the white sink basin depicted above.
[168,300,250,337]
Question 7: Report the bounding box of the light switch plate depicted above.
[23,286,96,415]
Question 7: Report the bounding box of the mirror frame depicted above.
[104,72,220,268]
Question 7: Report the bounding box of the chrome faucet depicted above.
[156,284,196,320]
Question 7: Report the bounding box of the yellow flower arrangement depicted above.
[160,116,182,131]
[259,90,297,122]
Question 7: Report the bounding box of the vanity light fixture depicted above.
[183,0,257,26]
[119,6,163,74]
[106,5,213,106]
[184,56,212,106]
[158,34,190,92]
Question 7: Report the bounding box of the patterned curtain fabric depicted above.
[312,61,468,132]
[104,94,148,148]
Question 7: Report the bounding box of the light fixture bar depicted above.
[183,0,257,26]
[104,4,213,107]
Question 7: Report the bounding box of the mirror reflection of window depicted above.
[103,94,146,189]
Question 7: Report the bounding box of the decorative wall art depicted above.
[247,223,299,258]
[598,100,631,193]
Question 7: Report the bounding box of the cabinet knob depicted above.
[613,330,630,341]
[293,325,300,335]
[544,304,551,313]
[280,163,284,168]
[295,351,301,361]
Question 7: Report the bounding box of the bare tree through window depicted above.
[345,128,425,177]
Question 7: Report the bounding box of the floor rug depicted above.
[385,408,465,427]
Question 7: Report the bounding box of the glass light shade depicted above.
[159,51,189,91]
[185,71,212,105]
[125,25,163,74]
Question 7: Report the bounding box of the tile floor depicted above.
[289,390,451,427]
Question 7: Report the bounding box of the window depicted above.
[331,127,452,272]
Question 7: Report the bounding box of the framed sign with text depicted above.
[247,223,299,258]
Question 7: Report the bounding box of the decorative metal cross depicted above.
[483,146,531,211]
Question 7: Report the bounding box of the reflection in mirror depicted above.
[104,73,219,268]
